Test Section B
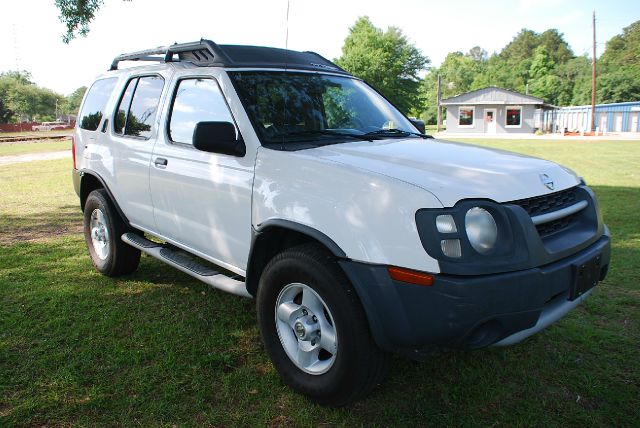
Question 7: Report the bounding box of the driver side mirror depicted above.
[193,121,246,157]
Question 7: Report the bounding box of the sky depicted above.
[1,0,638,95]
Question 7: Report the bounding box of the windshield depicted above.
[228,71,419,149]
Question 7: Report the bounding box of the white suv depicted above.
[72,40,611,405]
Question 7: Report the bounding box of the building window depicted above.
[459,107,474,127]
[506,106,522,127]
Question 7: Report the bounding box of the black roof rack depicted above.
[109,39,351,75]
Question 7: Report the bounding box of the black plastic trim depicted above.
[110,40,350,75]
[415,185,604,276]
[340,232,611,352]
[254,219,346,257]
[244,220,347,296]
[78,169,130,227]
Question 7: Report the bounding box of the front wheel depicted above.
[257,243,388,406]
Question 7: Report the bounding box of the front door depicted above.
[149,75,254,274]
[484,109,497,134]
[631,113,639,132]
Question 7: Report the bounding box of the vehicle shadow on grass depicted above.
[0,204,82,245]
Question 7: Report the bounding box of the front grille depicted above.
[512,187,578,217]
[509,187,580,237]
[535,213,576,237]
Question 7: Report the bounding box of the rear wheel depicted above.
[257,243,388,406]
[83,189,140,276]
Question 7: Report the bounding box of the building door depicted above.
[599,114,607,132]
[484,109,497,134]
[614,113,623,132]
[631,113,639,132]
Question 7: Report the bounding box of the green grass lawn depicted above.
[1,141,638,426]
[0,140,70,156]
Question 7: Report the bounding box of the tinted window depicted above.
[125,76,164,138]
[229,72,416,147]
[114,78,137,134]
[79,78,117,131]
[168,78,235,144]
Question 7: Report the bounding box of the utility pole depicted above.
[436,74,442,133]
[591,10,597,132]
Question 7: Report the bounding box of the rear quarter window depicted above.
[78,78,117,131]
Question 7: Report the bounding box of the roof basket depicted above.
[109,39,351,76]
[110,39,232,71]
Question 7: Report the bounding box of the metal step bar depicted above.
[122,233,252,299]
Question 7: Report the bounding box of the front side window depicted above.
[113,76,164,139]
[78,78,117,131]
[168,78,235,144]
[229,71,418,149]
[506,106,522,127]
[459,107,474,126]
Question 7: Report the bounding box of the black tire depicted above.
[257,243,388,406]
[83,189,140,276]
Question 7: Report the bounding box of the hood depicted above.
[307,138,580,207]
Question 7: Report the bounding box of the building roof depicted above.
[441,86,545,106]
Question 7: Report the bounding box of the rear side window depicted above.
[113,75,164,139]
[168,78,235,144]
[78,78,117,131]
[114,79,136,134]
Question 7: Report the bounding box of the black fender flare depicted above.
[245,219,347,296]
[79,169,131,227]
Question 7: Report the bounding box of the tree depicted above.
[335,17,430,114]
[500,29,540,63]
[0,71,64,121]
[597,20,640,103]
[467,46,488,63]
[600,21,640,70]
[0,70,34,85]
[55,0,104,43]
[538,29,573,64]
[0,99,14,124]
[64,86,87,115]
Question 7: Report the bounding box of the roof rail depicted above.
[110,39,232,71]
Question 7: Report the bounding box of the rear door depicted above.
[107,74,167,230]
[148,72,254,274]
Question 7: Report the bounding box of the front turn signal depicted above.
[387,266,434,286]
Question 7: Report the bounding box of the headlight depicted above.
[465,207,498,254]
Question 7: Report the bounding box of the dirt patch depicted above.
[0,206,83,245]
[1,224,84,245]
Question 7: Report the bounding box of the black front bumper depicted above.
[339,231,611,352]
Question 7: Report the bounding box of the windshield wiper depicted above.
[283,130,375,141]
[363,128,433,139]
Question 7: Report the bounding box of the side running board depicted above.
[121,233,252,299]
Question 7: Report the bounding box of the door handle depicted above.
[154,157,168,168]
